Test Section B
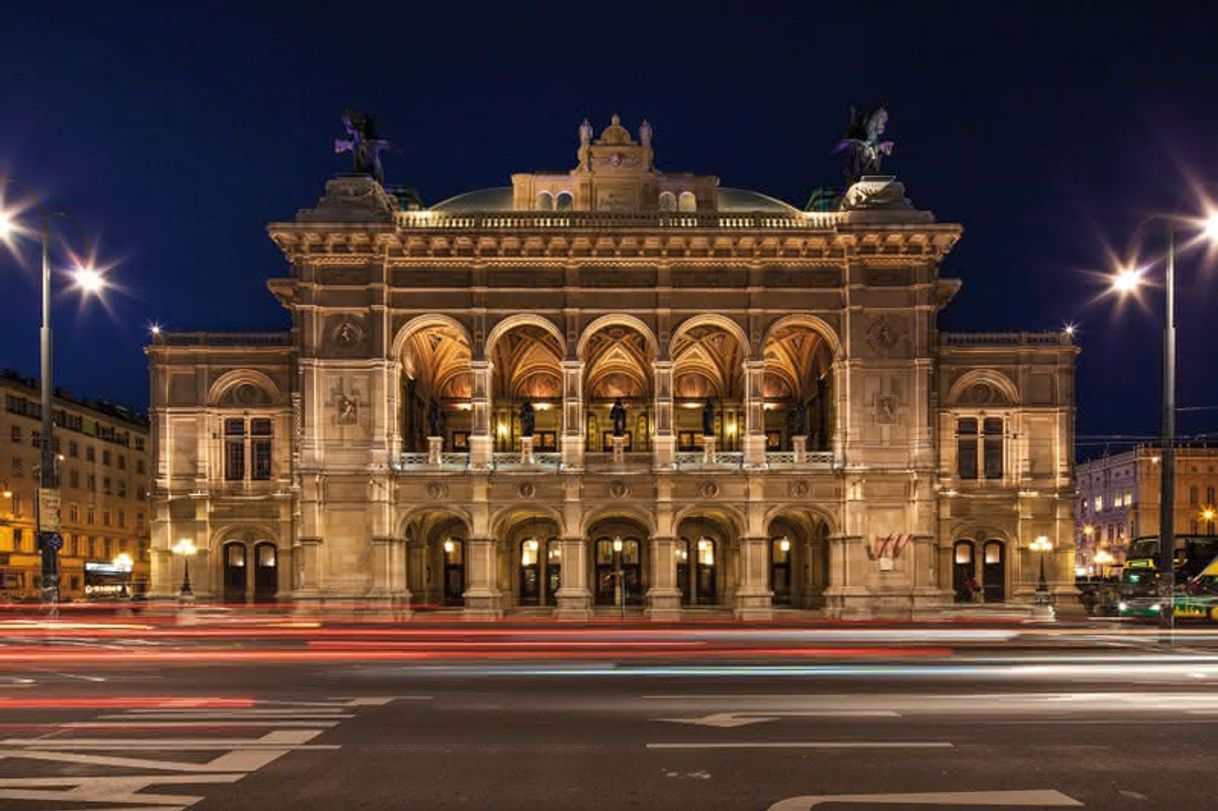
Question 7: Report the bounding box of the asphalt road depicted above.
[0,619,1215,810]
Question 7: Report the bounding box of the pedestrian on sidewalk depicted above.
[963,574,982,603]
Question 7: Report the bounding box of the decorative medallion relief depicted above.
[426,482,448,501]
[865,316,904,357]
[789,480,810,498]
[326,316,368,356]
[698,481,720,499]
[517,482,537,499]
[218,382,274,408]
[875,393,900,424]
[609,481,631,499]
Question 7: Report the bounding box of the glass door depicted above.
[222,543,246,604]
[771,537,792,606]
[443,538,464,606]
[519,538,541,606]
[675,539,691,606]
[253,542,277,603]
[695,537,717,605]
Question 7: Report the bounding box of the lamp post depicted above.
[172,538,197,599]
[1031,535,1054,620]
[112,552,133,599]
[0,180,109,612]
[1108,210,1218,632]
[612,535,624,622]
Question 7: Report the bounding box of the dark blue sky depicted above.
[2,2,1216,453]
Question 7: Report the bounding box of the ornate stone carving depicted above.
[875,393,900,424]
[609,481,630,499]
[698,481,719,499]
[336,394,358,425]
[219,382,273,408]
[517,482,537,499]
[789,480,810,498]
[327,317,368,356]
[297,176,398,224]
[319,267,367,286]
[426,482,448,501]
[866,316,903,356]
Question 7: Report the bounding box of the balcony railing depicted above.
[395,449,836,473]
[397,209,840,232]
[940,331,1073,347]
[492,452,561,471]
[765,450,835,469]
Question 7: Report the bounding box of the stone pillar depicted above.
[427,436,443,465]
[743,359,767,469]
[520,435,535,466]
[463,536,502,619]
[561,361,585,471]
[792,435,807,464]
[645,536,682,620]
[293,536,323,606]
[611,435,626,465]
[368,536,411,614]
[469,360,493,470]
[554,536,592,619]
[652,361,675,469]
[734,535,774,620]
[702,435,717,466]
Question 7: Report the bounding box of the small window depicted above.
[102,510,110,526]
[87,507,95,525]
[117,455,126,470]
[87,473,96,491]
[555,192,573,211]
[102,450,111,466]
[678,191,697,212]
[68,440,78,458]
[103,476,111,495]
[10,426,19,442]
[983,417,1003,479]
[658,191,676,212]
[225,418,245,436]
[257,544,276,567]
[954,543,973,565]
[956,418,978,480]
[10,458,20,477]
[227,544,246,567]
[118,510,125,528]
[136,459,145,475]
[536,191,554,211]
[696,537,715,566]
[86,446,95,462]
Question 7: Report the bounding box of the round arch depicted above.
[490,505,567,539]
[390,313,473,360]
[208,523,281,550]
[485,314,566,361]
[206,369,283,407]
[671,503,747,537]
[396,505,473,539]
[946,369,1020,406]
[763,505,839,538]
[580,505,657,537]
[762,314,843,360]
[669,314,751,361]
[577,314,659,360]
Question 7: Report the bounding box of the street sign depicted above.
[37,488,61,532]
[45,533,63,551]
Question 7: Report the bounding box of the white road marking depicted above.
[49,671,107,682]
[647,741,953,750]
[657,710,900,728]
[62,720,344,728]
[767,788,1083,809]
[0,772,241,807]
[101,710,355,717]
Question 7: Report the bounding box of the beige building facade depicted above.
[0,371,151,600]
[1075,445,1218,572]
[147,117,1078,617]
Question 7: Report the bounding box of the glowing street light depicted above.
[1202,507,1217,523]
[172,538,198,598]
[71,264,107,295]
[1111,267,1143,294]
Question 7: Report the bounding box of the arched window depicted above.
[536,191,554,211]
[678,191,697,212]
[658,191,676,211]
[555,192,573,211]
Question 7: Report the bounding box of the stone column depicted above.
[469,360,493,470]
[463,536,502,619]
[734,535,774,620]
[792,435,808,464]
[742,359,767,469]
[292,536,323,608]
[645,536,682,620]
[368,536,411,614]
[652,361,675,469]
[427,436,443,465]
[554,536,592,619]
[561,361,585,471]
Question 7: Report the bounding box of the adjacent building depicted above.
[147,116,1078,617]
[1075,444,1218,572]
[0,371,151,599]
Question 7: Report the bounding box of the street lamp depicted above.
[612,535,625,622]
[0,177,110,611]
[1093,548,1115,578]
[1107,209,1218,631]
[1031,535,1054,614]
[172,538,197,598]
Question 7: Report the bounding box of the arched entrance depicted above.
[221,542,246,604]
[675,514,733,607]
[982,539,1006,602]
[580,321,655,454]
[500,515,562,608]
[763,319,836,452]
[768,512,830,608]
[253,541,278,603]
[587,517,648,607]
[397,320,473,453]
[402,510,470,609]
[953,539,976,602]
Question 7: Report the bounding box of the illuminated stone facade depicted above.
[147,117,1078,617]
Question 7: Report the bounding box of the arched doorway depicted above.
[253,542,278,603]
[403,510,470,609]
[221,542,246,604]
[441,537,465,606]
[671,321,746,451]
[763,319,836,452]
[398,320,472,453]
[982,539,1006,602]
[502,515,562,608]
[489,322,564,453]
[587,517,648,607]
[581,321,655,454]
[676,514,733,607]
[768,512,830,608]
[953,540,976,602]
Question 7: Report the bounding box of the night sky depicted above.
[2,3,1216,456]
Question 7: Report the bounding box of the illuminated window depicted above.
[227,544,246,567]
[258,544,276,567]
[696,537,715,566]
[521,538,539,567]
[678,191,697,212]
[1093,496,1103,512]
[658,191,676,211]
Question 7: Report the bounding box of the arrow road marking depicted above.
[656,710,900,728]
[767,789,1084,809]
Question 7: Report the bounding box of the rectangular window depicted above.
[956,418,978,479]
[103,476,111,495]
[10,457,20,477]
[137,511,144,529]
[68,440,78,458]
[1094,496,1103,512]
[1208,486,1216,505]
[117,455,126,470]
[12,494,20,517]
[69,503,79,522]
[135,437,145,451]
[118,510,125,528]
[136,458,146,475]
[117,479,126,498]
[9,425,19,443]
[102,450,111,467]
[87,473,96,492]
[12,528,22,551]
[87,507,94,525]
[224,418,245,481]
[86,446,95,462]
[251,419,272,480]
[982,418,1003,479]
[1190,486,1200,505]
[103,510,110,526]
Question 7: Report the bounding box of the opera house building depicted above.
[147,115,1077,618]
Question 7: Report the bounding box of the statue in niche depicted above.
[520,400,535,438]
[610,398,627,438]
[427,400,443,437]
[702,399,716,437]
[336,394,357,425]
[834,106,894,186]
[789,400,808,437]
[334,109,390,184]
